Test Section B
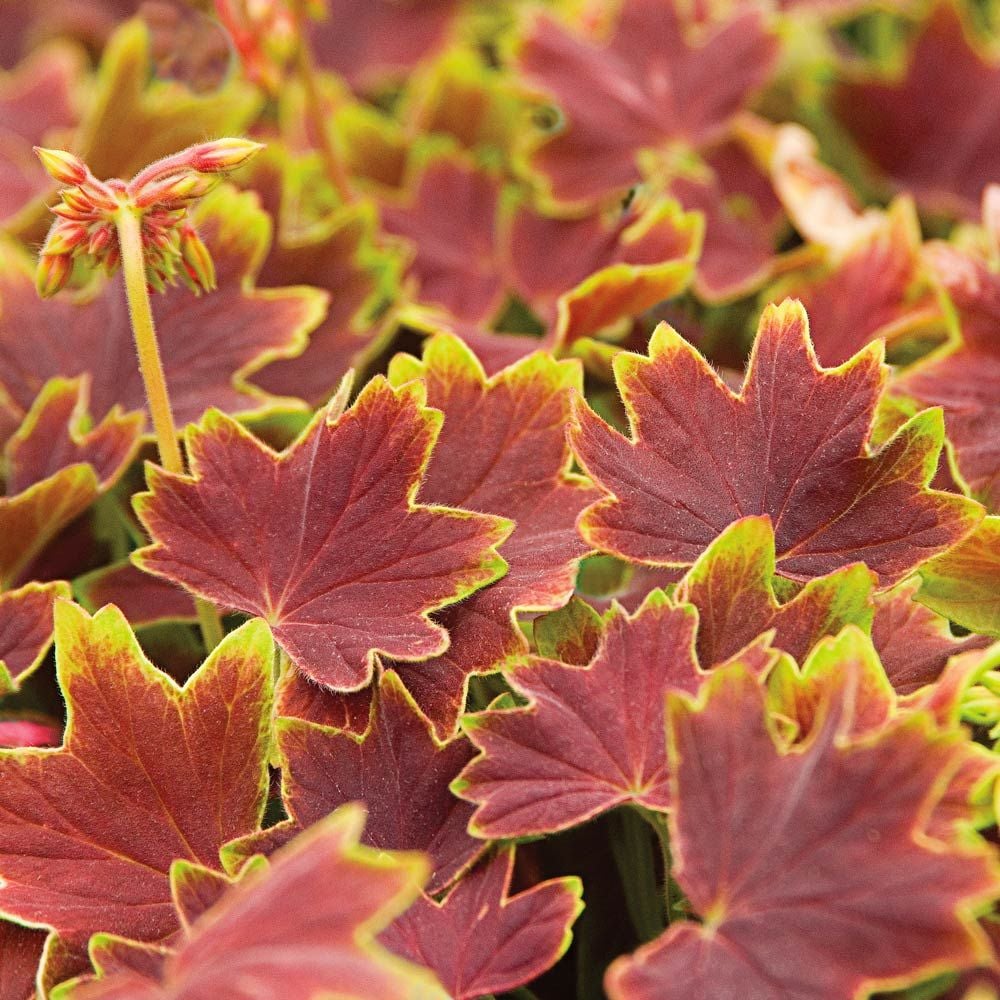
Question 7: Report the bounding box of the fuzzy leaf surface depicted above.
[605,665,1000,1000]
[0,918,46,1000]
[572,300,981,583]
[135,377,511,690]
[381,849,583,999]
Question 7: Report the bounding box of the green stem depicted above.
[115,207,224,653]
[639,808,678,925]
[610,808,665,942]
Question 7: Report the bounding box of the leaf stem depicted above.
[292,0,355,204]
[115,207,224,653]
[610,808,665,942]
[639,808,678,925]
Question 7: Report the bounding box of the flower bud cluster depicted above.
[35,139,264,298]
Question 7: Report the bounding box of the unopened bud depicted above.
[61,187,97,215]
[133,171,219,209]
[42,221,88,256]
[51,202,96,222]
[179,224,216,293]
[87,224,114,257]
[184,138,265,174]
[34,147,89,186]
[36,253,73,298]
[80,178,120,213]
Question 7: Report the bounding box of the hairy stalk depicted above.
[292,0,355,204]
[115,208,225,652]
[639,808,678,925]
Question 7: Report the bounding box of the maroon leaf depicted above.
[0,580,70,693]
[5,377,142,494]
[249,151,399,405]
[381,849,583,999]
[310,0,460,91]
[674,516,875,668]
[75,562,198,627]
[500,194,700,347]
[454,593,704,837]
[0,466,106,590]
[833,2,1000,218]
[765,197,941,367]
[517,0,778,206]
[572,299,982,583]
[894,238,1000,510]
[59,806,445,1000]
[0,604,273,961]
[605,663,1000,1000]
[379,152,505,324]
[0,43,83,224]
[229,670,483,894]
[382,333,598,734]
[0,918,47,1000]
[667,137,785,302]
[134,376,512,691]
[873,579,991,695]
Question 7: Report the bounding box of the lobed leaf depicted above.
[606,662,1000,999]
[384,333,598,734]
[516,0,778,207]
[381,848,583,999]
[454,593,705,838]
[134,376,512,691]
[57,806,446,1000]
[0,603,274,966]
[227,671,483,894]
[572,299,982,583]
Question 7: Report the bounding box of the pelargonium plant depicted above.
[1,1,999,998]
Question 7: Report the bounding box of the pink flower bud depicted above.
[183,138,265,173]
[133,171,220,210]
[42,221,88,256]
[87,224,115,257]
[179,224,216,293]
[34,147,89,186]
[36,253,73,298]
